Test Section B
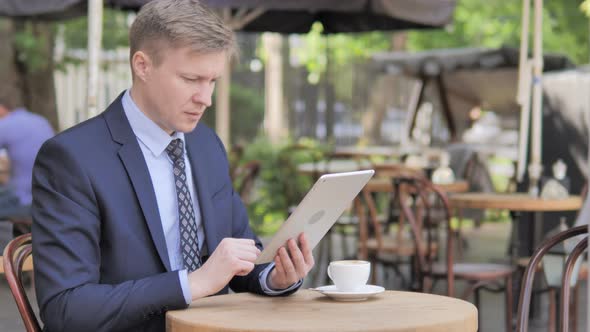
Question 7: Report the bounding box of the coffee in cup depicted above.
[327,260,370,292]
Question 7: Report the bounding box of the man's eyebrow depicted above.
[179,72,220,80]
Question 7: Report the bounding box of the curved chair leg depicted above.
[422,276,433,294]
[548,288,556,332]
[571,283,578,332]
[505,274,513,332]
[474,287,482,332]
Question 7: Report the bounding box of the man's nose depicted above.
[192,84,214,107]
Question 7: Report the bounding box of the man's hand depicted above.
[188,238,260,300]
[268,233,315,290]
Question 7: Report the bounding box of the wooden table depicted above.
[448,193,582,212]
[366,178,469,194]
[167,290,478,332]
[449,192,583,260]
[333,146,419,159]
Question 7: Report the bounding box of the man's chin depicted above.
[176,121,200,133]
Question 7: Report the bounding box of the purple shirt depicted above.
[0,108,54,205]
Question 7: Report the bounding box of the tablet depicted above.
[255,169,375,264]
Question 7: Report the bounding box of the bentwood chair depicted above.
[3,233,40,332]
[397,176,515,332]
[516,225,588,332]
[356,169,434,289]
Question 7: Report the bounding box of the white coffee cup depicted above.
[327,260,370,292]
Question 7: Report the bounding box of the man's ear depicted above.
[131,51,152,82]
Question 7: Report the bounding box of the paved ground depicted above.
[0,222,586,331]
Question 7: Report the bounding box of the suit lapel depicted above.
[103,95,172,272]
[185,129,222,255]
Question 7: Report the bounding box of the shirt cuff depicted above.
[258,262,302,295]
[178,269,192,305]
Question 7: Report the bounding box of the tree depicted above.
[0,9,130,132]
[0,18,58,130]
[61,9,129,51]
[407,0,589,64]
[290,23,392,141]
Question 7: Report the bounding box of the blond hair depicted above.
[129,0,237,67]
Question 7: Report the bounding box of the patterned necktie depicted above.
[165,138,202,271]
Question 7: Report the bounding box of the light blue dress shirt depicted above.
[122,90,299,304]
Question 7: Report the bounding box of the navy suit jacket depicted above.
[32,94,290,331]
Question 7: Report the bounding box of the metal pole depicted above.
[528,0,544,195]
[516,0,531,182]
[87,0,103,119]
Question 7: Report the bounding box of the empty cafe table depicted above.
[167,289,478,332]
[448,193,582,212]
[365,178,469,194]
[449,192,583,259]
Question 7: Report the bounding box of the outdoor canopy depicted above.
[1,0,455,32]
[371,47,573,137]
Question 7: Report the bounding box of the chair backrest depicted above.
[355,171,426,261]
[394,176,456,296]
[516,225,588,332]
[3,233,40,332]
[357,174,454,294]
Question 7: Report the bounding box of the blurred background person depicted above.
[0,91,54,245]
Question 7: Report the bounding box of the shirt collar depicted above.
[122,89,185,157]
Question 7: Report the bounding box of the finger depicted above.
[298,233,315,268]
[236,242,262,254]
[278,247,298,282]
[220,240,260,258]
[236,238,257,245]
[274,255,286,277]
[235,260,255,276]
[230,239,261,251]
[218,239,260,257]
[223,238,257,247]
[234,250,259,263]
[233,244,261,258]
[287,239,306,278]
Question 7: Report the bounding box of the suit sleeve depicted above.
[31,139,187,332]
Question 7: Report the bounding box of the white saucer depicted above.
[312,285,385,301]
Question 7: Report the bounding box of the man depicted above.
[0,93,54,219]
[32,1,314,331]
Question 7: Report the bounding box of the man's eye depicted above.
[183,77,197,82]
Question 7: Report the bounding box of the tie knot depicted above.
[166,139,184,163]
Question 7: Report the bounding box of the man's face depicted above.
[134,46,226,134]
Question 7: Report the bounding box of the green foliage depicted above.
[582,1,590,16]
[202,82,265,145]
[407,0,590,64]
[62,8,129,50]
[292,22,391,84]
[13,22,54,73]
[232,136,328,236]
